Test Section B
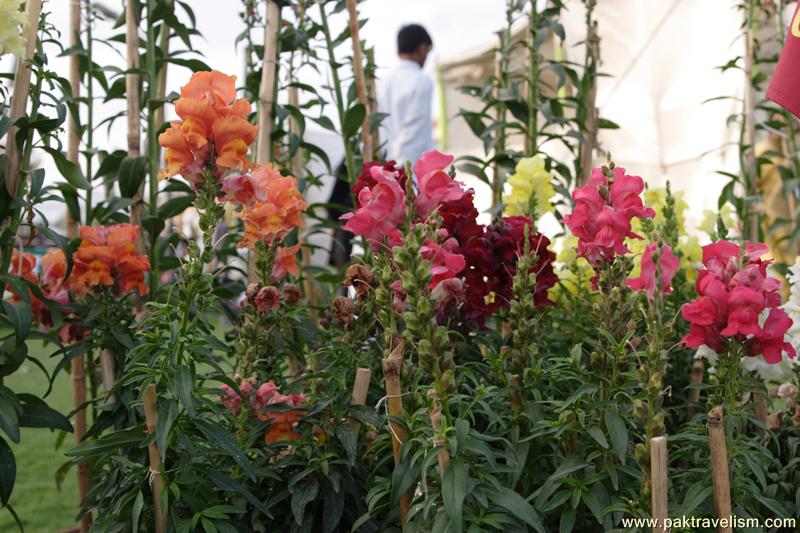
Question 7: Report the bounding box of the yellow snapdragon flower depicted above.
[503,155,555,218]
[700,205,736,239]
[0,0,26,57]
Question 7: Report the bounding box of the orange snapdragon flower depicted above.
[272,244,301,281]
[264,410,302,444]
[40,250,67,292]
[68,224,150,297]
[237,165,307,249]
[9,249,36,284]
[158,70,257,182]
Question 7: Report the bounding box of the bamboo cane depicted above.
[650,436,668,533]
[248,0,281,283]
[99,349,116,404]
[126,0,145,254]
[707,406,733,533]
[4,0,43,199]
[381,338,409,524]
[687,360,704,420]
[71,355,92,532]
[752,391,767,426]
[366,48,380,158]
[65,0,81,239]
[346,0,372,160]
[143,385,167,533]
[349,367,371,432]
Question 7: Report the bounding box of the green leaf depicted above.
[66,427,145,456]
[291,479,319,526]
[156,399,178,456]
[1,301,32,345]
[132,490,144,532]
[174,365,195,416]
[486,487,544,533]
[0,386,21,443]
[442,459,468,532]
[597,118,620,129]
[604,410,628,463]
[207,470,272,518]
[158,194,196,219]
[118,156,147,198]
[43,147,91,189]
[0,435,15,505]
[342,103,366,138]
[18,401,73,432]
[334,423,357,466]
[586,426,608,449]
[194,420,256,479]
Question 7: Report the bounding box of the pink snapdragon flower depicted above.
[420,233,467,288]
[625,243,679,300]
[413,150,465,218]
[680,240,795,364]
[564,166,655,265]
[340,165,406,246]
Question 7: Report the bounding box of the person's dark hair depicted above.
[397,24,432,55]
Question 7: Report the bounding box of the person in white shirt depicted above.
[379,24,435,167]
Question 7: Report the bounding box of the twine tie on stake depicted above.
[375,392,411,445]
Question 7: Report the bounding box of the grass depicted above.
[1,341,79,533]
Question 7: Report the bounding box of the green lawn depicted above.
[1,342,79,533]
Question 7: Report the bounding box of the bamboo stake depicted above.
[366,48,379,158]
[248,0,281,283]
[143,385,167,533]
[66,0,81,239]
[3,0,43,199]
[381,338,409,524]
[346,0,372,160]
[99,349,116,404]
[687,360,704,420]
[126,0,145,254]
[650,436,668,533]
[707,406,733,533]
[349,367,371,432]
[71,355,92,532]
[752,391,767,426]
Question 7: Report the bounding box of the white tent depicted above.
[438,0,795,234]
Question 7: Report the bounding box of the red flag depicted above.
[767,3,800,118]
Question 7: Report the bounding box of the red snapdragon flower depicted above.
[680,240,795,364]
[625,243,679,300]
[563,166,655,265]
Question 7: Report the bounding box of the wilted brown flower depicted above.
[282,283,301,305]
[255,286,282,314]
[344,264,374,299]
[333,295,356,323]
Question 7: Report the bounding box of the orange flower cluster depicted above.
[158,70,257,184]
[7,249,67,331]
[228,164,307,249]
[68,224,150,297]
